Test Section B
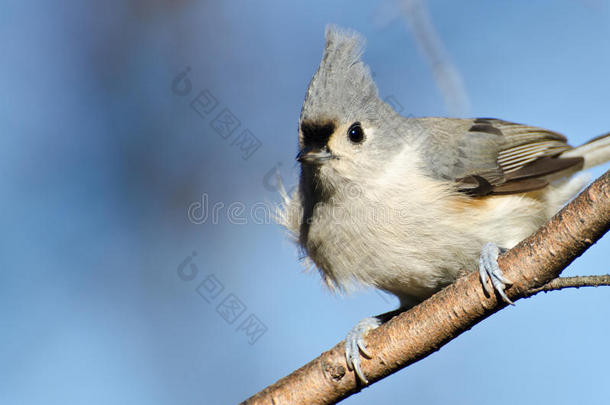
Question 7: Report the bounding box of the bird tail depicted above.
[561,132,610,170]
[541,132,610,218]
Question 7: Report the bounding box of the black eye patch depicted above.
[301,121,336,149]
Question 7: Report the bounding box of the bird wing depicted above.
[415,117,584,196]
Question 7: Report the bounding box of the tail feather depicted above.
[561,132,610,170]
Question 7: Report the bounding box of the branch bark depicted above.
[243,170,610,405]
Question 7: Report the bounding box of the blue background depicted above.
[2,1,609,404]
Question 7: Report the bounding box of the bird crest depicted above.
[300,25,381,127]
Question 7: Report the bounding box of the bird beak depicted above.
[296,146,335,165]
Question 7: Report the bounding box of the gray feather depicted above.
[300,26,395,135]
[413,117,582,195]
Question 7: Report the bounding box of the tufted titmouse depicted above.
[280,25,610,384]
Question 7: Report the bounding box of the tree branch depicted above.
[242,170,609,405]
[528,275,610,295]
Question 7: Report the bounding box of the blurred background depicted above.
[2,1,609,404]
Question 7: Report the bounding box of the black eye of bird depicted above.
[347,122,365,144]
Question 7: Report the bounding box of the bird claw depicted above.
[479,242,514,305]
[344,243,514,384]
[345,316,381,384]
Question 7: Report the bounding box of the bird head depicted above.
[297,26,406,188]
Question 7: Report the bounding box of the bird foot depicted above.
[345,316,381,384]
[479,242,514,305]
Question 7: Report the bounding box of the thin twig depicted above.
[402,0,470,115]
[528,275,610,294]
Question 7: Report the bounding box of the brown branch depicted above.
[528,275,610,295]
[242,170,610,405]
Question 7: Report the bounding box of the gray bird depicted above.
[280,25,610,384]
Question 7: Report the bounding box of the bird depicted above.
[279,25,610,384]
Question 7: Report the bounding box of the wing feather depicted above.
[469,119,581,195]
[418,117,582,196]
